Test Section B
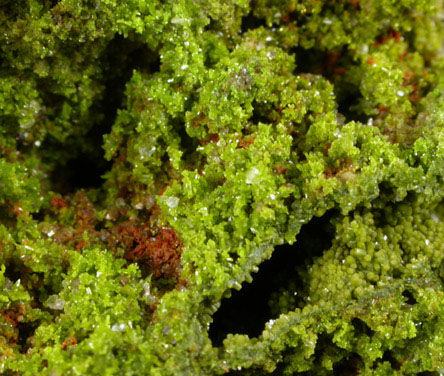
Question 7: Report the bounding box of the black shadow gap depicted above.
[48,33,160,192]
[209,211,336,346]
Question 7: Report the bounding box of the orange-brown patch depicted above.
[333,67,347,75]
[274,165,287,175]
[61,337,77,350]
[126,226,183,280]
[238,137,255,149]
[350,0,360,9]
[51,196,68,208]
[367,57,377,65]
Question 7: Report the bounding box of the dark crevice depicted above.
[48,34,160,193]
[392,268,402,279]
[402,289,417,305]
[439,260,444,285]
[98,33,160,136]
[333,353,363,376]
[2,0,28,20]
[209,242,304,345]
[3,371,19,376]
[17,321,39,353]
[94,220,106,232]
[336,85,369,124]
[3,260,49,354]
[293,46,367,124]
[374,182,397,208]
[47,0,59,8]
[305,334,346,375]
[293,46,325,76]
[373,206,389,228]
[2,0,59,22]
[241,11,267,33]
[294,209,337,260]
[351,318,374,337]
[250,101,272,125]
[381,350,401,370]
[209,210,336,346]
[3,257,27,284]
[222,367,271,376]
[4,259,61,309]
[53,153,111,191]
[31,210,45,222]
[176,119,199,167]
[0,206,17,230]
[221,370,252,376]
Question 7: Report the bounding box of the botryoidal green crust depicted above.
[2,0,444,374]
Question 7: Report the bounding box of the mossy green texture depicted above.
[2,0,444,374]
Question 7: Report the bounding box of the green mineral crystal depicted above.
[2,0,444,374]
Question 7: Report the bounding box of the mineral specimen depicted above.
[2,0,444,374]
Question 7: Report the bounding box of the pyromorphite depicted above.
[2,0,444,374]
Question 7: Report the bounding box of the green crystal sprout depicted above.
[2,0,444,374]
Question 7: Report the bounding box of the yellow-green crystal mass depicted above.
[2,0,444,374]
